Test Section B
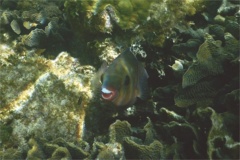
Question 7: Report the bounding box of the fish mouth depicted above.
[101,87,117,101]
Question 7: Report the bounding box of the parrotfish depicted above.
[94,48,149,106]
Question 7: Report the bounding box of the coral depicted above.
[155,107,201,159]
[175,80,219,107]
[123,138,163,159]
[27,138,45,159]
[64,0,152,31]
[225,19,239,40]
[222,89,239,113]
[193,107,240,159]
[96,148,117,159]
[90,118,163,159]
[217,0,239,16]
[152,85,176,108]
[0,0,239,159]
[182,35,224,88]
[158,107,186,123]
[160,121,199,158]
[0,148,23,159]
[143,117,157,144]
[10,136,90,159]
[64,0,205,46]
[93,142,125,160]
[209,24,225,41]
[143,0,202,46]
[109,120,132,144]
[50,138,90,159]
[174,33,239,107]
[43,143,59,157]
[49,147,72,160]
[207,110,240,159]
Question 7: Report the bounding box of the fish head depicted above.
[96,48,149,106]
[101,65,131,103]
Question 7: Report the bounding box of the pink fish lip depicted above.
[101,87,117,101]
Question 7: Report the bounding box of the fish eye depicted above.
[124,75,130,86]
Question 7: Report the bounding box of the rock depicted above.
[22,29,47,47]
[10,19,21,34]
[0,51,94,151]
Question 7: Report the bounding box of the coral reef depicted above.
[64,0,205,47]
[174,33,239,107]
[0,0,239,159]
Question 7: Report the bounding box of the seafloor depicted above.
[0,0,239,159]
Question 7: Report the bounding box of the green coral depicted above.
[21,137,90,159]
[49,147,72,160]
[109,120,132,143]
[193,107,240,159]
[123,138,163,159]
[143,117,157,145]
[49,138,89,159]
[90,119,164,159]
[92,142,125,160]
[156,108,201,159]
[43,143,59,158]
[207,109,240,159]
[222,89,239,113]
[183,35,223,88]
[96,148,115,160]
[27,138,45,160]
[175,80,219,107]
[0,148,22,159]
[175,33,239,107]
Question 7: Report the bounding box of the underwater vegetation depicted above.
[0,0,239,159]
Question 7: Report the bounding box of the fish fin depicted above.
[137,62,149,100]
[91,61,108,89]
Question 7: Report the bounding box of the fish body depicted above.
[94,48,149,106]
